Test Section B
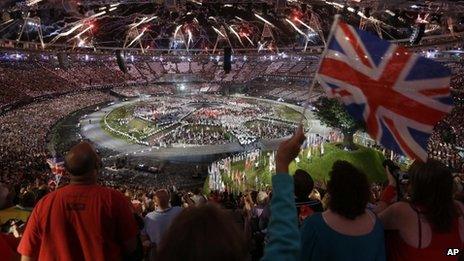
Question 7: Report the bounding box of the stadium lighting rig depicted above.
[26,0,43,6]
[254,13,276,28]
[212,25,232,54]
[123,16,158,53]
[124,27,147,52]
[186,29,193,50]
[286,18,307,38]
[228,25,244,47]
[0,19,14,27]
[17,15,44,49]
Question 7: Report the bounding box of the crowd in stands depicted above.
[427,62,464,172]
[114,85,175,97]
[51,60,129,87]
[1,130,463,260]
[0,60,71,107]
[447,62,464,94]
[0,58,128,109]
[0,51,317,109]
[0,91,115,173]
[101,160,206,193]
[429,110,464,172]
[246,76,322,103]
[1,49,464,260]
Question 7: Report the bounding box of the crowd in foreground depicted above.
[1,127,463,261]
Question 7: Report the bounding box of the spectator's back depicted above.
[17,141,139,261]
[18,184,137,260]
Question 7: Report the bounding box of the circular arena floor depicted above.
[79,95,330,162]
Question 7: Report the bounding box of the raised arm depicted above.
[262,126,305,261]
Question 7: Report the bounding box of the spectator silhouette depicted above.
[17,141,140,261]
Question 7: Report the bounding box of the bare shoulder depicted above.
[455,200,464,212]
[380,201,413,219]
[387,201,411,212]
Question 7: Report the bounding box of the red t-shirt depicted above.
[17,184,138,260]
[0,233,19,260]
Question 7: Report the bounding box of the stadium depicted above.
[0,1,464,260]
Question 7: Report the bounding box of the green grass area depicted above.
[205,143,387,194]
[289,143,387,183]
[101,105,158,141]
[273,105,303,123]
[128,118,151,131]
[212,153,274,193]
[100,118,138,143]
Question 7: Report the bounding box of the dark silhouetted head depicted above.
[64,141,100,177]
[294,169,314,201]
[327,161,370,220]
[409,159,456,232]
[19,191,36,208]
[157,204,246,261]
[154,189,170,210]
[170,192,182,207]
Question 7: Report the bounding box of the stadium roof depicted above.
[0,1,463,52]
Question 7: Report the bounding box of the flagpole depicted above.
[299,15,341,126]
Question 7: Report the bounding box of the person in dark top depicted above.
[170,192,183,207]
[293,169,323,225]
[299,161,385,261]
[157,204,247,261]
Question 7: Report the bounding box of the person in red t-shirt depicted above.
[17,142,139,261]
[0,232,20,261]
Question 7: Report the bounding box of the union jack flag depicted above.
[317,17,453,161]
[46,157,65,176]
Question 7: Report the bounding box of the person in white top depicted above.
[141,189,183,260]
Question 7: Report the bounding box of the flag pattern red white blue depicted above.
[317,18,453,161]
[46,157,65,176]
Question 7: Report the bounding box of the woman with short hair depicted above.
[298,160,386,261]
[261,127,385,261]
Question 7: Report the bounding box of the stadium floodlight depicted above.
[285,18,307,38]
[228,25,244,46]
[254,13,276,28]
[127,27,147,48]
[26,0,43,6]
[17,16,44,49]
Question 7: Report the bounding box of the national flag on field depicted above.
[317,16,453,161]
[46,157,66,176]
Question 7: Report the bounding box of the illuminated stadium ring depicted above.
[79,94,316,160]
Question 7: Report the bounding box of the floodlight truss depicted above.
[17,16,44,49]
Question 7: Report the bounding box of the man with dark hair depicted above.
[293,169,323,224]
[18,141,139,261]
[190,187,207,206]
